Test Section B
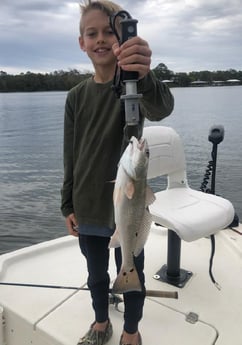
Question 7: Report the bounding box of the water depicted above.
[0,92,66,254]
[0,86,241,254]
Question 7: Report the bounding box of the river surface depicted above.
[0,86,241,254]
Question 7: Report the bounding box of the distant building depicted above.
[212,81,226,86]
[190,80,209,87]
[226,79,241,85]
[162,79,173,84]
[162,79,175,87]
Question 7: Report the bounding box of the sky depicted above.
[1,0,242,75]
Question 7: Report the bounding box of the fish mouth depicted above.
[129,137,149,158]
[122,136,149,180]
[138,138,149,157]
[130,137,146,150]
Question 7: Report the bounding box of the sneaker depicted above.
[119,332,142,345]
[77,320,113,345]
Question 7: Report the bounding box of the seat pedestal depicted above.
[154,230,193,288]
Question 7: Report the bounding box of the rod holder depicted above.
[154,230,192,288]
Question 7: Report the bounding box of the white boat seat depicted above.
[144,126,235,242]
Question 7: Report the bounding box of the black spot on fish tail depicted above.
[112,267,142,293]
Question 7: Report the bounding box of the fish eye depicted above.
[145,148,150,157]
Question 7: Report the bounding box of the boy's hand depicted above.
[112,36,152,79]
[65,213,79,237]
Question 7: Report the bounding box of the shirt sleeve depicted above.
[60,91,75,217]
[137,70,174,121]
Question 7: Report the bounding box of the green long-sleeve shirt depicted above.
[61,71,174,233]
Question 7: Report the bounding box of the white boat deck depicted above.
[0,223,242,345]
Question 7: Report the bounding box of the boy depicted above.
[61,1,174,344]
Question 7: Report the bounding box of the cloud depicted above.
[133,0,242,71]
[0,0,83,73]
[0,0,242,74]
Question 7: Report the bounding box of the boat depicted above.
[0,125,241,345]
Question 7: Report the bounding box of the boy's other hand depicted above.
[66,213,79,237]
[112,36,152,79]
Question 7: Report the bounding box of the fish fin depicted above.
[124,181,135,200]
[112,266,142,294]
[113,186,122,205]
[134,209,152,257]
[109,229,120,248]
[146,185,156,206]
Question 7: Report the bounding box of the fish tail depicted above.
[112,266,142,294]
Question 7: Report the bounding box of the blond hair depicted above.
[79,0,123,34]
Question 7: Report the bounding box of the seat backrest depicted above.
[143,126,187,188]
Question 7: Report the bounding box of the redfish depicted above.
[110,136,155,293]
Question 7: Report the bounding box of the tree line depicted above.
[0,69,92,92]
[0,64,241,92]
[152,63,242,87]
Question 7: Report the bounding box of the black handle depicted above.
[120,17,139,81]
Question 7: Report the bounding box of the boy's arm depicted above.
[61,93,80,238]
[61,94,75,219]
[138,70,174,121]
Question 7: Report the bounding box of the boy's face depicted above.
[79,9,118,69]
